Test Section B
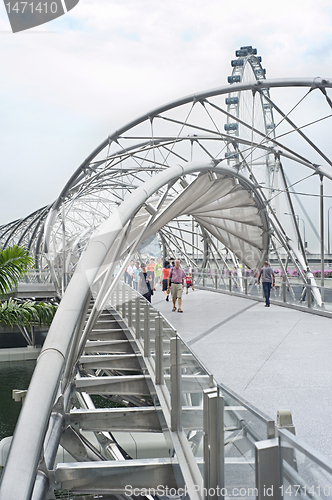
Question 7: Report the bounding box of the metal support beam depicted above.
[60,426,104,462]
[83,340,132,354]
[68,407,162,432]
[55,458,178,493]
[80,354,141,371]
[75,375,150,396]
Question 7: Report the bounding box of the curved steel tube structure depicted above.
[2,44,332,496]
[0,161,269,498]
[1,76,332,297]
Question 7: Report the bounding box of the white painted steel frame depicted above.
[0,161,269,500]
[1,78,332,296]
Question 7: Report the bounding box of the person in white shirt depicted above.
[126,260,135,287]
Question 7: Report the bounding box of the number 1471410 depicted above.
[5,2,58,14]
[280,485,331,496]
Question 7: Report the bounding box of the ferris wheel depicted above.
[225,46,280,213]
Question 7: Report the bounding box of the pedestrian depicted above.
[124,265,130,284]
[146,257,156,291]
[126,260,135,287]
[133,261,141,291]
[161,260,171,301]
[257,261,275,307]
[185,272,195,294]
[138,263,153,303]
[167,259,185,312]
[154,257,163,288]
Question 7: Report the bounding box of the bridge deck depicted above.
[152,286,332,460]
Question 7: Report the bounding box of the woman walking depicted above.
[138,263,153,303]
[161,261,171,301]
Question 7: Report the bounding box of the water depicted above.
[0,360,35,441]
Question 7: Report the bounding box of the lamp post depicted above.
[328,206,332,256]
[284,213,306,251]
[298,217,306,251]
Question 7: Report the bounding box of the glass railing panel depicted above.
[320,280,332,311]
[161,318,173,393]
[246,277,261,300]
[219,383,272,497]
[279,430,332,500]
[179,338,208,482]
[217,273,229,292]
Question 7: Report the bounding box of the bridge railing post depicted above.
[170,335,181,432]
[121,282,126,319]
[203,387,224,498]
[307,283,312,308]
[128,286,132,327]
[116,283,120,312]
[144,301,150,358]
[155,313,164,385]
[135,296,141,339]
[255,438,280,500]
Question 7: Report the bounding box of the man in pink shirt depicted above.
[167,259,185,312]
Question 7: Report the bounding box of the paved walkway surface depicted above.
[152,286,332,461]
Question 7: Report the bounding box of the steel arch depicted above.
[1,77,332,302]
[0,160,270,499]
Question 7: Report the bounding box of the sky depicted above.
[1,0,332,231]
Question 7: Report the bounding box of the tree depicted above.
[0,245,58,345]
[0,245,35,296]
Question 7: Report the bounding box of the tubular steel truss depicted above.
[1,70,332,302]
[2,47,332,498]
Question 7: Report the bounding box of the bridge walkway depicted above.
[152,286,332,460]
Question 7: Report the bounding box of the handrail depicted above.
[2,276,332,498]
[192,268,332,316]
[279,429,332,474]
[115,281,332,498]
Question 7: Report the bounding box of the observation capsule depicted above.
[224,123,238,131]
[240,46,257,55]
[231,59,244,67]
[225,97,239,105]
[225,152,239,159]
[228,75,241,83]
[236,49,248,57]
